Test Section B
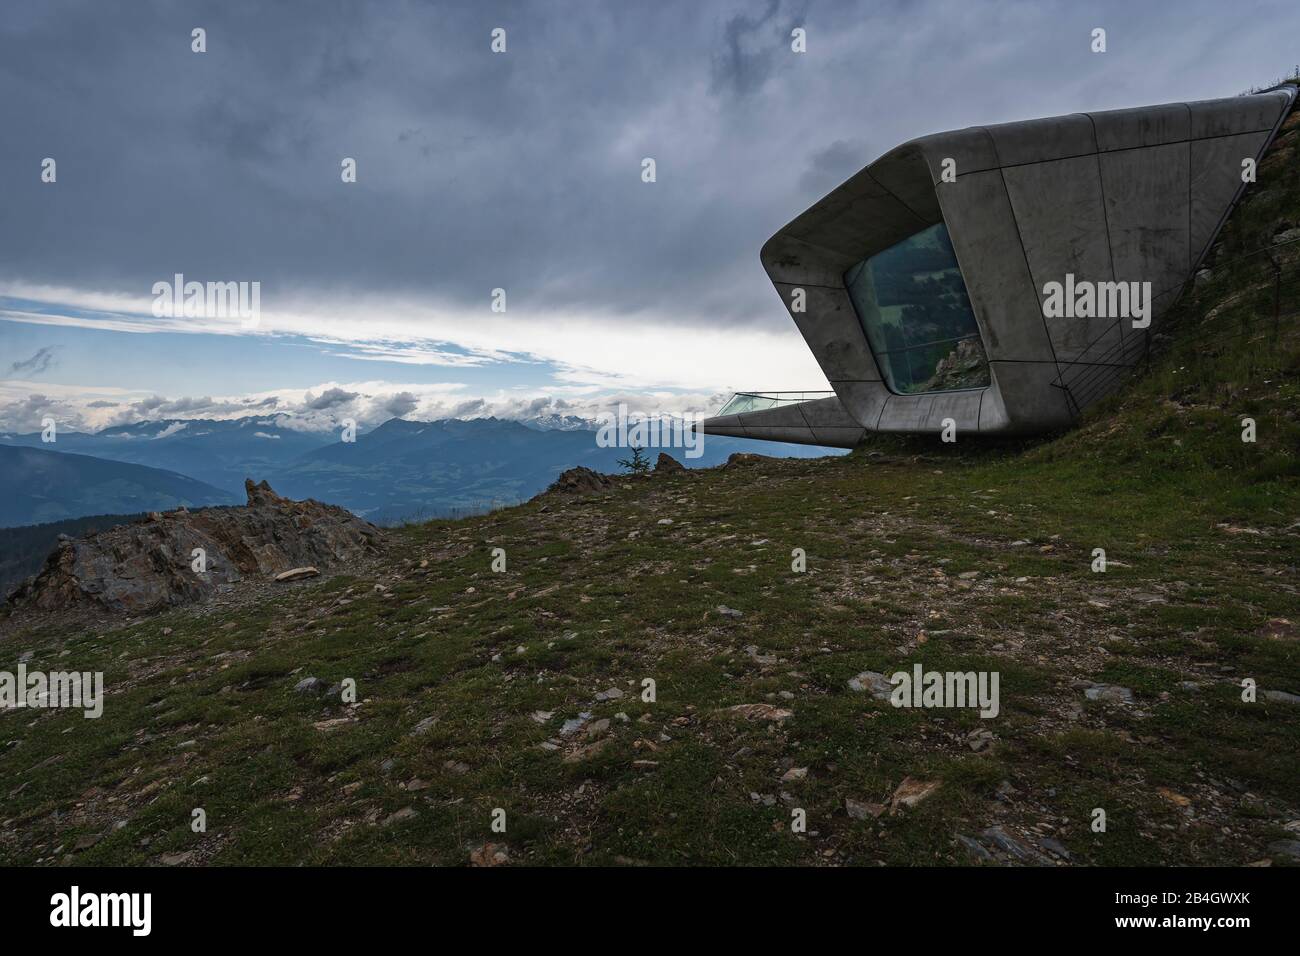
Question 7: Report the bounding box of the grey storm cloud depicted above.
[0,392,71,431]
[8,345,58,375]
[129,394,236,416]
[1,1,1296,334]
[305,387,359,409]
[711,0,808,97]
[381,390,419,418]
[450,398,487,418]
[799,139,871,197]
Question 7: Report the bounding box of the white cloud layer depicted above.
[0,279,828,396]
[0,373,735,435]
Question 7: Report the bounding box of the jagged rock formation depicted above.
[544,455,689,496]
[5,480,384,614]
[544,466,615,495]
[654,452,685,473]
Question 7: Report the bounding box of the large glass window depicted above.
[843,222,989,394]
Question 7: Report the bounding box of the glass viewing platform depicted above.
[714,391,836,417]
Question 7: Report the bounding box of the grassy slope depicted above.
[2,105,1298,868]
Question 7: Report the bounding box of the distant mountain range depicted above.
[0,444,237,527]
[0,417,329,494]
[264,417,841,524]
[0,414,842,529]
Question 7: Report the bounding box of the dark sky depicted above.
[1,0,1297,430]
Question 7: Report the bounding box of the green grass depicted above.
[3,97,1299,869]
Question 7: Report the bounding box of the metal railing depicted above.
[714,391,836,416]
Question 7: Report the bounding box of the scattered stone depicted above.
[780,767,808,782]
[1040,837,1071,860]
[294,676,329,695]
[563,737,613,763]
[724,703,793,722]
[275,566,321,582]
[160,851,194,866]
[957,834,994,861]
[1157,787,1191,808]
[716,605,744,619]
[1268,839,1300,862]
[73,832,103,852]
[443,760,470,775]
[410,716,438,736]
[1261,618,1296,640]
[383,807,417,826]
[957,571,980,580]
[846,798,886,821]
[560,712,593,737]
[1084,683,1134,704]
[1263,689,1300,705]
[890,776,941,811]
[530,710,554,723]
[848,671,893,701]
[981,825,1052,865]
[594,687,624,701]
[469,842,509,867]
[313,718,353,732]
[586,718,611,739]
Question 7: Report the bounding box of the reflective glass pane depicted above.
[843,223,989,394]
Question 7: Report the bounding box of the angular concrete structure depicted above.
[705,87,1296,447]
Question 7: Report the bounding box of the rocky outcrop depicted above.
[544,466,615,495]
[6,480,384,614]
[654,452,685,473]
[723,452,779,468]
